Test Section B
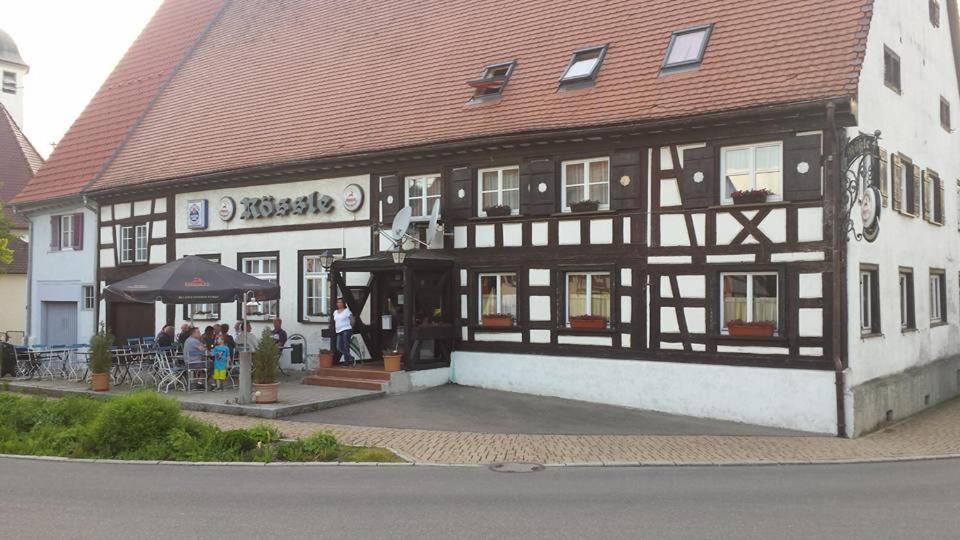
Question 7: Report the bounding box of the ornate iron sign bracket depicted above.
[840,130,882,242]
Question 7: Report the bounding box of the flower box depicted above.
[569,315,608,330]
[483,205,512,217]
[569,200,600,213]
[726,320,776,337]
[731,189,770,205]
[482,314,514,327]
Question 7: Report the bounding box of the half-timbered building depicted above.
[16,0,960,436]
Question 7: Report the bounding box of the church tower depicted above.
[0,28,28,128]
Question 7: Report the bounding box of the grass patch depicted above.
[0,392,401,463]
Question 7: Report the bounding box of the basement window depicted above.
[467,61,516,99]
[661,25,713,73]
[560,45,607,85]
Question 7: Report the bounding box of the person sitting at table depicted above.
[183,328,208,387]
[202,325,216,350]
[156,325,175,348]
[177,323,192,345]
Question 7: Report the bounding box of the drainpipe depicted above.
[82,196,100,338]
[825,102,848,438]
[24,212,34,346]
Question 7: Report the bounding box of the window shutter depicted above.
[936,175,944,224]
[378,174,402,223]
[891,154,903,212]
[519,157,556,216]
[878,148,889,207]
[679,145,716,209]
[782,133,823,201]
[50,216,60,250]
[73,213,84,250]
[912,163,922,217]
[446,166,473,221]
[610,148,645,210]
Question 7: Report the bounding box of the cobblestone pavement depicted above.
[188,397,960,465]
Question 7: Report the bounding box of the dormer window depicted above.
[467,60,516,99]
[661,25,713,73]
[560,45,607,85]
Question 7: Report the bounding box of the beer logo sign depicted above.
[342,183,365,213]
[218,197,237,222]
[186,200,208,230]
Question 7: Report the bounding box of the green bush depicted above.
[302,431,339,461]
[85,391,182,456]
[252,330,279,384]
[88,327,114,375]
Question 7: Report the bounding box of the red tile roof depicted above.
[92,0,873,191]
[11,0,226,205]
[0,103,42,227]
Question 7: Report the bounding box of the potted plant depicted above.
[252,329,280,403]
[569,199,600,213]
[726,320,776,337]
[730,188,771,205]
[569,315,608,330]
[317,349,334,370]
[382,348,402,372]
[88,327,114,392]
[483,204,512,217]
[481,313,514,327]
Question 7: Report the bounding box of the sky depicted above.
[3,0,164,158]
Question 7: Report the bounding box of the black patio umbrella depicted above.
[104,256,280,305]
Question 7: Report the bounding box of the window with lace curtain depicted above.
[479,273,517,323]
[720,272,779,332]
[566,272,611,326]
[562,157,610,210]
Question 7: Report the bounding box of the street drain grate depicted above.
[489,462,545,473]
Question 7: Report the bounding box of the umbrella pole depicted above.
[238,294,252,405]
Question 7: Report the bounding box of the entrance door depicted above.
[43,302,78,346]
[108,302,156,343]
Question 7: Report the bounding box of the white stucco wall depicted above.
[25,203,99,345]
[452,351,837,434]
[846,0,960,388]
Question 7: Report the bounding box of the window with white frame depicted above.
[720,272,779,332]
[721,142,783,204]
[562,158,610,210]
[134,224,148,263]
[60,215,75,250]
[566,272,611,325]
[478,166,520,216]
[119,226,134,263]
[302,253,339,320]
[242,256,279,319]
[900,269,915,330]
[860,267,880,334]
[405,175,441,219]
[186,255,221,320]
[82,286,96,311]
[479,273,518,323]
[930,270,946,323]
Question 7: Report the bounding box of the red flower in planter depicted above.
[569,315,608,329]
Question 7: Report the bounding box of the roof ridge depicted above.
[82,0,234,195]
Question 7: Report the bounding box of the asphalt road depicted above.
[3,457,959,539]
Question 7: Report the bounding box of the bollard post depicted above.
[239,351,252,404]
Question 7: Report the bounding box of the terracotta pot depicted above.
[482,315,514,327]
[727,323,775,337]
[383,353,402,372]
[253,382,280,404]
[569,200,600,213]
[569,317,607,330]
[90,372,110,392]
[318,351,334,369]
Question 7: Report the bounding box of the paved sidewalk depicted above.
[189,397,960,465]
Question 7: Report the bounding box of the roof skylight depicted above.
[662,25,713,73]
[560,45,607,84]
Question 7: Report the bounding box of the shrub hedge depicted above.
[0,392,401,463]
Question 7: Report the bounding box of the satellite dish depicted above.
[425,200,441,244]
[390,206,413,243]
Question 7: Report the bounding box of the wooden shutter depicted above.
[922,172,932,222]
[912,163,922,217]
[50,215,60,250]
[445,166,473,221]
[610,148,645,210]
[72,213,83,250]
[782,133,823,201]
[519,157,556,216]
[936,175,944,224]
[878,148,889,207]
[891,154,903,212]
[679,145,716,209]
[378,174,402,223]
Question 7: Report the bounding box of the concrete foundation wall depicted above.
[850,354,960,437]
[451,351,838,434]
